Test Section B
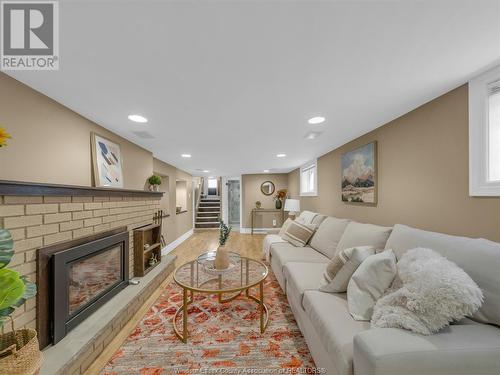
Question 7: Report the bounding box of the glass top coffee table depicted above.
[173,251,269,342]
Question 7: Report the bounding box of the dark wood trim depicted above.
[0,180,163,198]
[36,227,127,349]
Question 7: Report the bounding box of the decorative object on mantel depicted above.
[148,254,159,267]
[91,132,124,188]
[176,206,182,214]
[134,222,162,277]
[0,229,42,375]
[341,141,377,204]
[273,188,287,210]
[0,126,11,147]
[214,219,232,270]
[148,175,162,192]
[255,201,262,209]
[284,198,300,219]
[260,181,275,196]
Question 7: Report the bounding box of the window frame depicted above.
[300,159,318,197]
[469,65,500,196]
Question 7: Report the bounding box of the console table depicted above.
[251,208,285,234]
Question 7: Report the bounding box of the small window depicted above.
[469,65,500,196]
[488,83,500,181]
[300,160,317,196]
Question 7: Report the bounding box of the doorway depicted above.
[207,178,218,196]
[227,180,240,227]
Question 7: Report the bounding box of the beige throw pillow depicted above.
[278,218,294,237]
[347,249,397,321]
[319,246,375,293]
[281,220,316,247]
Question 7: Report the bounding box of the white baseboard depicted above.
[239,227,277,234]
[161,229,194,255]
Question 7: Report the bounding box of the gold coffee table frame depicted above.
[173,256,269,343]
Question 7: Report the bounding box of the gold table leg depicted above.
[173,287,193,343]
[245,281,269,334]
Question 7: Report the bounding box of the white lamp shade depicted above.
[284,198,300,213]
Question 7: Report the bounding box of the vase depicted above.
[214,245,230,270]
[275,199,282,209]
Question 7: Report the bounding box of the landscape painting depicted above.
[341,141,377,204]
[91,133,124,188]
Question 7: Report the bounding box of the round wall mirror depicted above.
[261,181,275,196]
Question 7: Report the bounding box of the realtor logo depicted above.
[1,1,59,70]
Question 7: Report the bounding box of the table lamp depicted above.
[284,198,300,219]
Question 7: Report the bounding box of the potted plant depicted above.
[214,219,232,270]
[0,229,41,375]
[148,175,162,192]
[273,189,288,210]
[255,201,262,209]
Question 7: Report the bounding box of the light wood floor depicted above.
[84,231,265,375]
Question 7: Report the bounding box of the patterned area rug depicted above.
[101,267,315,374]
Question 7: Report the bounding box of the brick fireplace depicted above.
[0,180,162,339]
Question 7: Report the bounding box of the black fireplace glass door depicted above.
[68,245,123,315]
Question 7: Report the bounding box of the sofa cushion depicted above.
[297,210,317,224]
[281,221,317,247]
[385,224,500,327]
[303,290,370,375]
[310,216,351,258]
[311,214,328,227]
[269,242,329,290]
[270,242,330,265]
[354,320,500,375]
[337,221,392,252]
[262,234,287,261]
[284,262,326,305]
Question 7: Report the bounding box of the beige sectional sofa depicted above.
[263,211,500,375]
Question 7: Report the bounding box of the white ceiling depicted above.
[8,0,500,176]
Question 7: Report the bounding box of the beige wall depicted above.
[0,72,193,247]
[288,85,500,242]
[153,158,193,245]
[241,173,288,228]
[0,73,152,189]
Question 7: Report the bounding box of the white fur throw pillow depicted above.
[371,248,484,335]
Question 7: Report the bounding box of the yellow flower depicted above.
[0,127,11,147]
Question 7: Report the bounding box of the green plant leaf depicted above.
[0,268,25,310]
[0,229,14,269]
[12,278,36,308]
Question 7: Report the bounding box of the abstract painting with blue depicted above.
[91,132,124,188]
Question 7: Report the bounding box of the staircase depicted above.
[195,195,221,229]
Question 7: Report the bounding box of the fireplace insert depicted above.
[51,231,129,343]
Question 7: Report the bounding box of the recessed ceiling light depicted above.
[128,114,148,123]
[181,154,191,158]
[263,169,270,173]
[308,116,325,124]
[276,154,286,158]
[203,170,210,173]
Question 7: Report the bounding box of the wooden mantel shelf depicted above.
[0,180,163,198]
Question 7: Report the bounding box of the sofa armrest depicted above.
[353,325,500,375]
